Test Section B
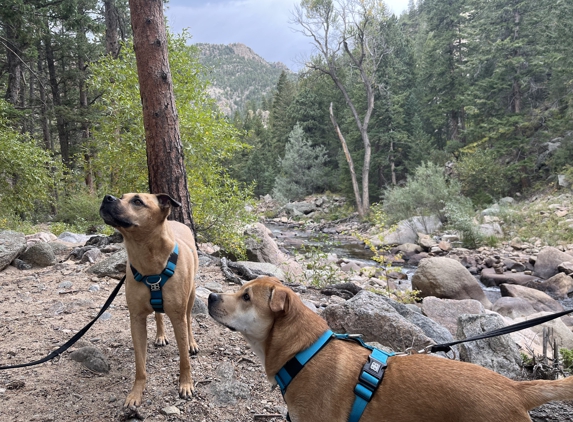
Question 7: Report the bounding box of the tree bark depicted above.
[105,0,121,58]
[128,0,195,230]
[330,102,364,218]
[4,24,22,105]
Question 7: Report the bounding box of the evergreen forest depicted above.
[1,0,573,255]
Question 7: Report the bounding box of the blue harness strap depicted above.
[130,243,179,313]
[274,330,394,422]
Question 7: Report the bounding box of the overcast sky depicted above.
[164,0,410,71]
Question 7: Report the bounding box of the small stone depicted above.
[58,280,73,289]
[204,282,224,293]
[69,346,110,373]
[98,311,112,321]
[88,284,100,292]
[161,405,181,416]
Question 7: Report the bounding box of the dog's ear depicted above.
[155,194,182,210]
[269,287,289,313]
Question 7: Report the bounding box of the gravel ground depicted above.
[0,247,572,421]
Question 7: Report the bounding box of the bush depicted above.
[455,149,509,207]
[272,123,328,203]
[383,162,463,224]
[55,192,105,226]
[443,197,483,248]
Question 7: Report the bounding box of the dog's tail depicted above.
[518,375,573,410]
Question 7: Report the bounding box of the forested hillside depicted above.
[230,0,573,214]
[197,43,291,114]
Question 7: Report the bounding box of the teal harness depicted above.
[275,330,394,422]
[130,243,179,313]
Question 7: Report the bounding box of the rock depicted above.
[57,232,94,244]
[438,241,451,252]
[499,197,515,205]
[195,286,212,300]
[58,280,73,289]
[244,223,302,281]
[379,216,442,246]
[393,243,423,255]
[88,284,100,292]
[417,233,437,250]
[421,296,485,336]
[69,346,110,373]
[492,297,537,319]
[412,257,492,309]
[209,361,250,405]
[481,204,500,216]
[380,296,454,346]
[457,314,522,379]
[283,201,317,216]
[80,248,101,264]
[557,261,573,275]
[534,246,573,279]
[407,252,429,266]
[98,312,112,321]
[527,273,573,299]
[87,249,127,279]
[323,290,434,352]
[25,232,57,245]
[478,223,504,238]
[236,261,285,280]
[499,284,564,313]
[515,312,573,350]
[192,298,208,315]
[161,406,181,416]
[204,281,224,293]
[503,259,527,272]
[480,268,540,287]
[0,230,27,271]
[340,261,361,273]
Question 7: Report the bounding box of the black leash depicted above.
[0,275,125,370]
[429,306,573,354]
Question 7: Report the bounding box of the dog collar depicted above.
[130,243,179,313]
[275,330,394,422]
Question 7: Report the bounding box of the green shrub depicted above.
[443,198,483,248]
[560,348,573,373]
[54,192,105,226]
[383,161,464,224]
[455,149,509,207]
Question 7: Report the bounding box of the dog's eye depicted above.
[133,198,143,206]
[242,293,250,301]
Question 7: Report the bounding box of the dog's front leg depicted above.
[125,312,148,407]
[154,312,169,346]
[170,313,194,399]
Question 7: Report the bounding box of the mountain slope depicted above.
[196,43,291,114]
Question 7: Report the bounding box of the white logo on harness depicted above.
[369,361,381,372]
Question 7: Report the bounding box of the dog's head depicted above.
[208,277,296,359]
[99,193,181,235]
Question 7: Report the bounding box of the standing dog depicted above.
[208,277,573,422]
[100,193,199,407]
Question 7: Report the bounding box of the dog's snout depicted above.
[103,194,117,203]
[208,293,220,307]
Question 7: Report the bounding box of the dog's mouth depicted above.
[208,308,237,332]
[99,206,134,228]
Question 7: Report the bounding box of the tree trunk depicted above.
[4,25,22,105]
[330,103,364,218]
[105,0,121,58]
[37,44,52,151]
[44,35,70,167]
[128,0,195,230]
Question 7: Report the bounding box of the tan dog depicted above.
[100,193,199,407]
[208,277,573,422]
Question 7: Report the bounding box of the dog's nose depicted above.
[208,293,220,307]
[103,194,117,203]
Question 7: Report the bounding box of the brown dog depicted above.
[208,277,573,422]
[100,193,199,407]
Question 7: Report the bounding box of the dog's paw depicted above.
[179,382,194,400]
[154,336,169,347]
[189,340,199,355]
[124,391,143,407]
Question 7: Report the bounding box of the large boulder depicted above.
[514,312,573,350]
[244,223,302,281]
[480,268,540,288]
[0,231,26,271]
[323,290,434,352]
[499,284,564,313]
[421,296,485,336]
[457,314,523,379]
[524,273,573,299]
[534,246,573,279]
[283,201,317,216]
[492,297,537,319]
[379,296,454,346]
[87,248,127,279]
[412,257,492,309]
[19,243,56,267]
[378,216,442,246]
